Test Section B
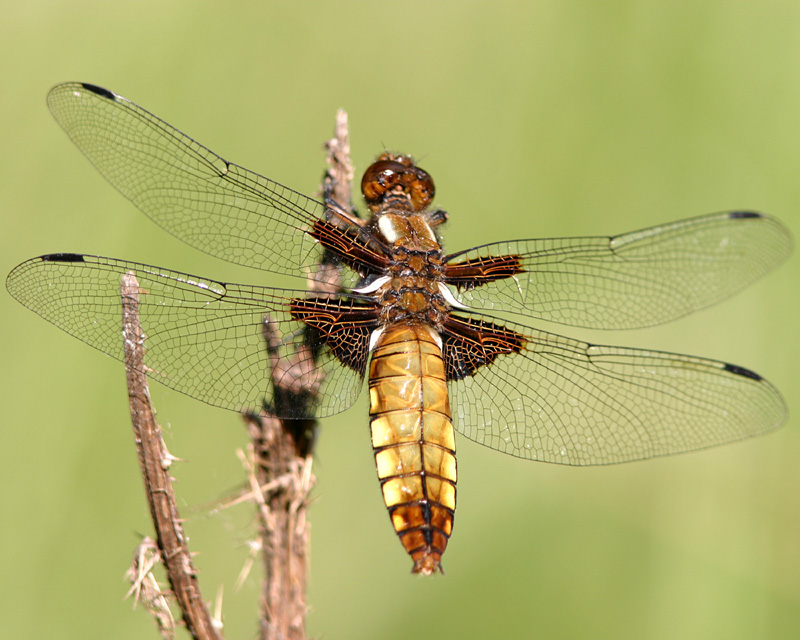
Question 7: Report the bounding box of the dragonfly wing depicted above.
[47,82,367,287]
[445,211,792,329]
[6,253,369,418]
[445,314,786,465]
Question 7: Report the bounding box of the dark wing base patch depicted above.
[290,296,380,373]
[441,314,527,380]
[444,254,525,289]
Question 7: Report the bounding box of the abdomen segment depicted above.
[368,323,457,574]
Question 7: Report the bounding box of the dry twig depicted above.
[121,272,222,640]
[243,108,355,640]
[120,111,353,640]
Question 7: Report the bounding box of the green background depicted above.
[2,2,798,639]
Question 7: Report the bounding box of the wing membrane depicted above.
[6,254,367,417]
[445,212,792,329]
[447,314,787,465]
[46,83,364,285]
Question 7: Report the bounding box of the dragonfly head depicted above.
[361,153,435,213]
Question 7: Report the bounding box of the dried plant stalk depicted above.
[244,109,355,640]
[121,272,222,640]
[120,111,353,640]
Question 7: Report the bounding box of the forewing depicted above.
[6,254,367,417]
[47,82,366,288]
[446,315,786,465]
[445,212,792,329]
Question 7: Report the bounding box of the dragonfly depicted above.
[6,82,791,574]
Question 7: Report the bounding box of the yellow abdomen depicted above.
[368,323,457,574]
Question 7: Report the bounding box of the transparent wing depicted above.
[445,212,792,329]
[47,82,364,287]
[448,316,787,465]
[6,254,367,417]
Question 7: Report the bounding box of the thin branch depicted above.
[242,411,314,640]
[323,109,354,223]
[245,110,354,640]
[121,272,223,640]
[126,537,176,640]
[120,111,353,640]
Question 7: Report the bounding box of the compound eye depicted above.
[408,168,435,212]
[361,159,408,205]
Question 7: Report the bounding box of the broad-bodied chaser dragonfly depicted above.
[7,83,791,574]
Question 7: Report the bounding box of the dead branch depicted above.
[243,109,354,640]
[126,537,176,640]
[121,111,353,640]
[121,272,222,640]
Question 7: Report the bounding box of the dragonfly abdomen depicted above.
[368,323,457,574]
